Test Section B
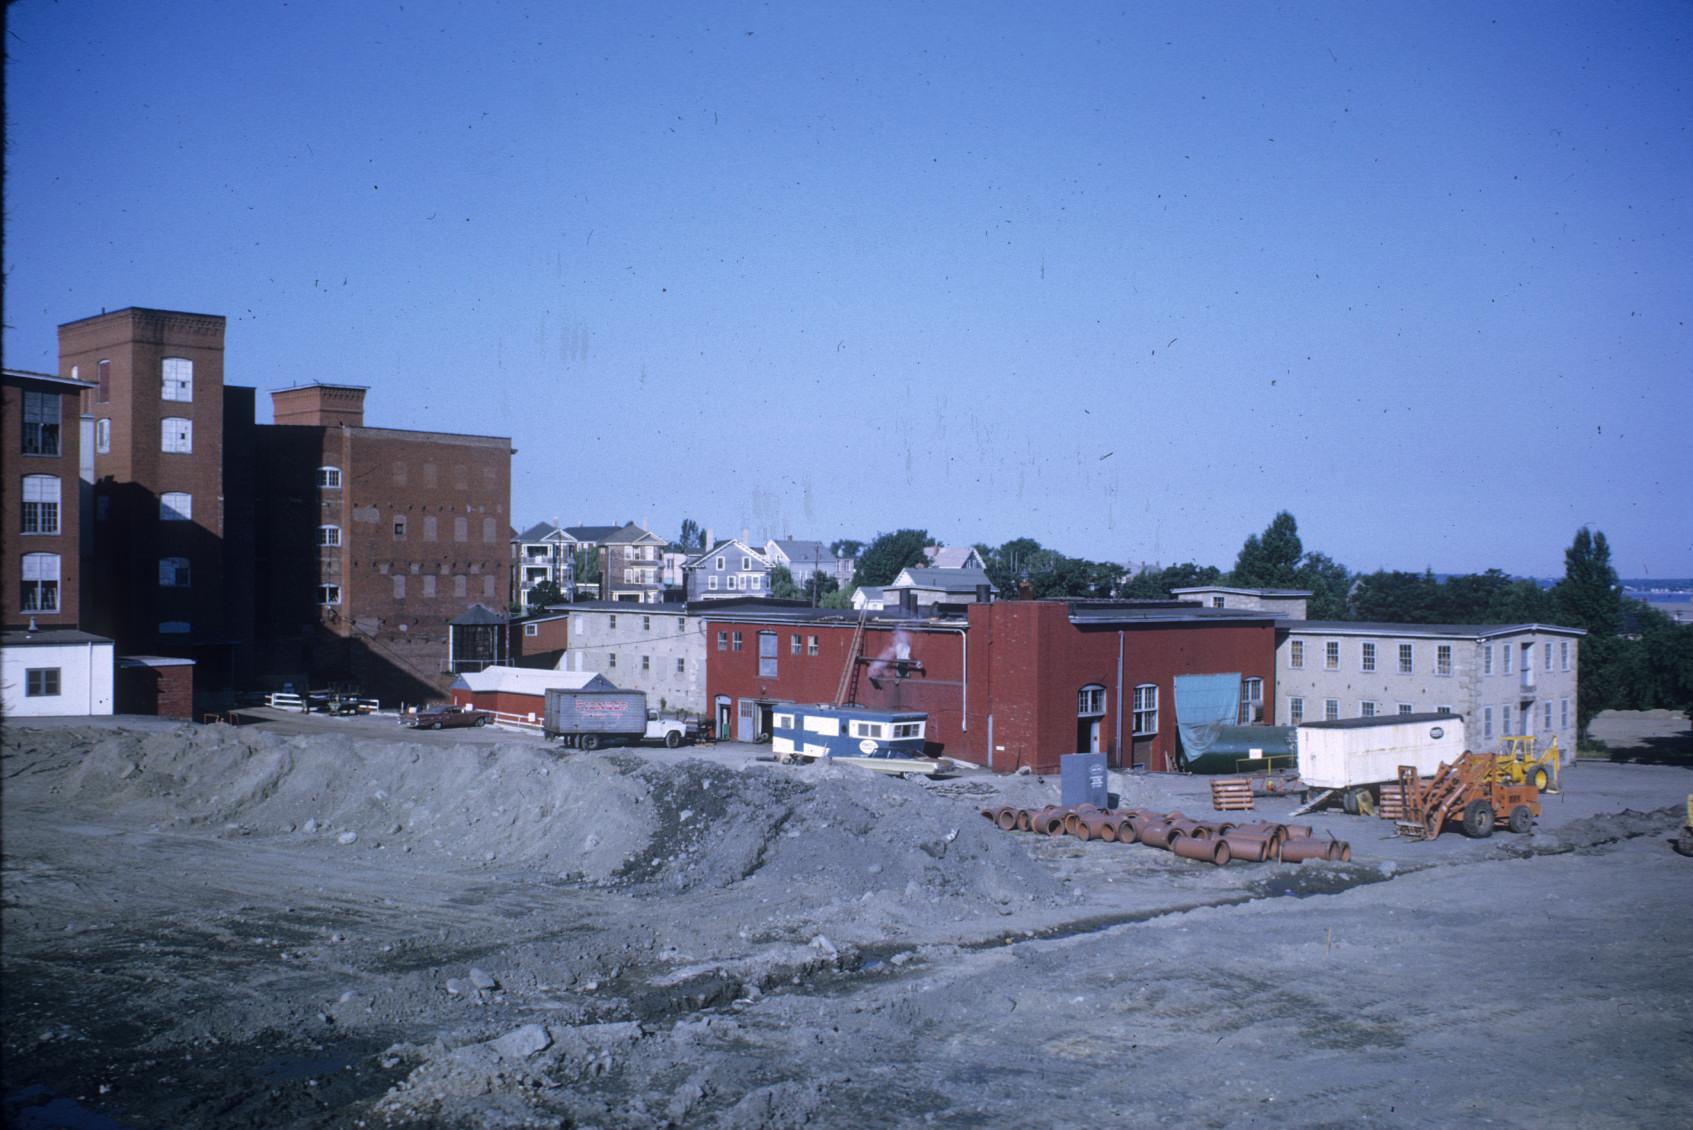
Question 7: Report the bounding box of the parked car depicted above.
[403,704,492,730]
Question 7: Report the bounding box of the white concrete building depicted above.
[1276,620,1583,760]
[1,628,115,716]
[1174,586,1311,619]
[557,602,707,715]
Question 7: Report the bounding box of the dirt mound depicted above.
[2,723,1068,919]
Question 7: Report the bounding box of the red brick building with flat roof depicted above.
[3,368,96,629]
[700,599,1277,772]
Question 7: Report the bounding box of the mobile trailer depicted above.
[769,705,936,776]
[1295,713,1466,816]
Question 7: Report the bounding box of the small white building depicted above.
[1173,586,1311,619]
[1,628,115,717]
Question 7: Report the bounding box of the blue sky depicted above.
[6,1,1690,577]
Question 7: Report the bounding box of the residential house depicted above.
[883,566,997,611]
[512,521,578,610]
[556,601,706,715]
[1275,620,1582,758]
[925,545,987,571]
[850,586,887,612]
[685,539,772,601]
[765,538,853,590]
[599,523,667,603]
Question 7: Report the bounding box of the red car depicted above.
[404,704,492,730]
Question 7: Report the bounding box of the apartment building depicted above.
[1276,620,1582,758]
[556,601,706,714]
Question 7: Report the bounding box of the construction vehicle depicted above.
[1676,795,1693,858]
[1494,735,1561,793]
[1395,754,1542,840]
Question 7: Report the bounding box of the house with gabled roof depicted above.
[685,539,772,601]
[599,522,667,603]
[883,566,997,611]
[765,538,854,589]
[924,545,988,571]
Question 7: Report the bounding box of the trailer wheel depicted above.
[1529,766,1551,792]
[1462,799,1495,838]
[665,730,682,749]
[1342,790,1360,816]
[1508,804,1533,835]
[582,734,600,752]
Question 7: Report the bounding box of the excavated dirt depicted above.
[4,716,1691,1128]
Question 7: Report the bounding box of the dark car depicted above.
[403,705,493,730]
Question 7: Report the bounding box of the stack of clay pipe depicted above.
[979,803,1351,867]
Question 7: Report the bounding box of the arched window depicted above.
[318,525,342,547]
[21,475,61,535]
[161,358,193,401]
[1077,684,1106,716]
[318,466,342,489]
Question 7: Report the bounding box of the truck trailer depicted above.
[543,688,691,749]
[1296,713,1466,815]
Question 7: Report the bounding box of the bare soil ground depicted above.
[4,713,1691,1129]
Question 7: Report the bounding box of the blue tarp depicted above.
[1173,673,1242,769]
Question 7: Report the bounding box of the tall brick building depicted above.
[3,367,95,628]
[55,307,512,706]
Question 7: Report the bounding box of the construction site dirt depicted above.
[4,713,1689,1129]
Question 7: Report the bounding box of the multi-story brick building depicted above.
[1275,620,1582,758]
[252,383,513,702]
[53,307,511,706]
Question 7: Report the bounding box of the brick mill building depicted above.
[699,598,1278,772]
[55,306,512,707]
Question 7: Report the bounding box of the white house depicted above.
[1,628,115,717]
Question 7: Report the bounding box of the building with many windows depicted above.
[1275,620,1582,757]
[555,602,707,715]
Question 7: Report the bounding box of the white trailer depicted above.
[1295,713,1466,816]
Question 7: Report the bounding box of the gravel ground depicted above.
[3,713,1690,1128]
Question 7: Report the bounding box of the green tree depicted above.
[1349,570,1443,623]
[830,537,864,559]
[525,580,565,610]
[801,569,840,605]
[1122,562,1224,599]
[677,518,705,552]
[820,584,854,609]
[853,529,931,588]
[1296,552,1352,620]
[980,537,1057,595]
[574,548,600,587]
[1437,569,1555,624]
[1552,527,1622,637]
[768,565,801,599]
[1232,511,1304,588]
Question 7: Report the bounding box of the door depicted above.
[715,695,732,741]
[737,698,757,742]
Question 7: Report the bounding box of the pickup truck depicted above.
[403,704,493,730]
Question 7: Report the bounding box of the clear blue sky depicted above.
[6,1,1690,577]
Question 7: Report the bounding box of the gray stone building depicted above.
[1173,586,1310,619]
[1275,620,1583,759]
[555,601,706,715]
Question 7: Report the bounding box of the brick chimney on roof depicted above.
[272,383,367,427]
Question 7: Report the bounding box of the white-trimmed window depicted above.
[1435,704,1453,715]
[758,630,779,675]
[1484,644,1493,675]
[1398,703,1414,715]
[160,492,192,521]
[159,556,191,587]
[1361,642,1376,672]
[1504,647,1513,675]
[1502,705,1514,735]
[1132,683,1158,735]
[1544,642,1553,672]
[21,475,61,534]
[791,633,802,656]
[1561,699,1570,728]
[1437,645,1452,676]
[1288,697,1304,724]
[1361,700,1377,718]
[21,552,60,612]
[319,584,341,605]
[808,635,819,656]
[1484,707,1494,740]
[732,631,743,652]
[717,631,728,651]
[524,622,539,637]
[160,620,191,634]
[1397,643,1414,674]
[1078,685,1106,716]
[716,556,725,570]
[1324,641,1339,670]
[161,357,193,401]
[1324,698,1340,721]
[727,576,739,591]
[1543,701,1553,729]
[1239,677,1263,723]
[161,417,193,453]
[319,466,342,489]
[318,525,342,547]
[1289,640,1304,669]
[1560,641,1570,671]
[708,575,719,590]
[747,573,761,590]
[95,418,111,453]
[22,391,61,455]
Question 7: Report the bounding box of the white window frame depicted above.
[1239,677,1263,723]
[318,466,342,489]
[1437,645,1452,676]
[21,475,61,535]
[1560,641,1570,672]
[1484,644,1493,676]
[1289,640,1304,669]
[1361,642,1376,673]
[808,635,819,656]
[1078,685,1106,716]
[21,552,60,612]
[1132,683,1158,736]
[161,416,193,454]
[95,418,111,453]
[22,390,60,455]
[1544,642,1553,672]
[1324,641,1339,670]
[319,584,341,605]
[708,575,719,590]
[1397,643,1414,674]
[318,525,342,547]
[1360,700,1377,718]
[524,622,539,637]
[161,357,193,402]
[1288,697,1304,724]
[1484,706,1494,740]
[160,492,193,521]
[1324,698,1340,721]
